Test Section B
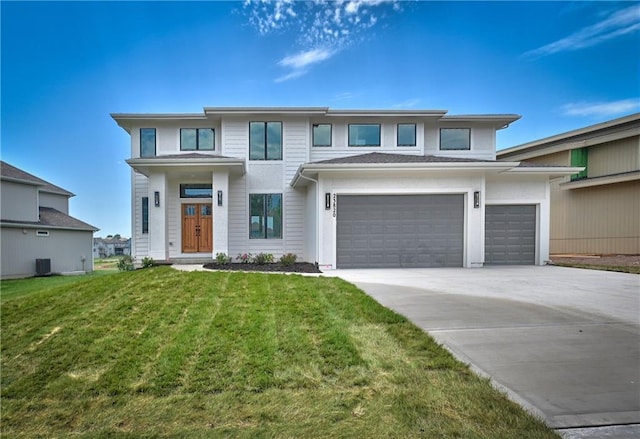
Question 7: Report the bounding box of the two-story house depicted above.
[498,113,639,255]
[112,107,580,269]
[1,161,98,278]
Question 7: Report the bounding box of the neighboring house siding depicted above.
[39,192,69,214]
[587,136,639,178]
[1,181,38,222]
[2,227,93,278]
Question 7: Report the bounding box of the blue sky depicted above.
[2,1,639,237]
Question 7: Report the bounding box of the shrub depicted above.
[253,252,274,265]
[279,253,297,266]
[117,255,134,272]
[236,253,252,264]
[215,252,232,264]
[141,256,154,268]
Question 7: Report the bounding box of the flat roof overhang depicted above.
[126,155,246,178]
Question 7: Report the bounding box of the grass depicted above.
[1,267,559,438]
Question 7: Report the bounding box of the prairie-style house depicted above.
[1,161,98,278]
[112,107,580,269]
[498,113,639,255]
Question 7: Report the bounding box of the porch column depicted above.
[148,172,168,261]
[212,170,229,256]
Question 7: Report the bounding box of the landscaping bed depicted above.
[203,261,322,273]
[550,254,640,274]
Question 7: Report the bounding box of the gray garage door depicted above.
[485,205,536,265]
[336,194,464,268]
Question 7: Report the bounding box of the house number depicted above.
[332,194,337,218]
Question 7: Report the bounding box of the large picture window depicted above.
[140,128,156,157]
[313,124,332,147]
[142,197,149,234]
[397,124,416,147]
[349,124,381,147]
[181,128,214,151]
[249,194,282,239]
[250,122,282,160]
[440,128,470,150]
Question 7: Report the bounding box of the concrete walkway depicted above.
[325,266,640,438]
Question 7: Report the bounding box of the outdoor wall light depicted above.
[325,193,331,210]
[473,191,480,208]
[154,191,160,207]
[217,190,223,206]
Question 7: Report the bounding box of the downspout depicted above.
[296,173,320,266]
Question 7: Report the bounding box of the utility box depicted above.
[35,259,51,276]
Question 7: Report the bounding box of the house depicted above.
[112,107,580,269]
[498,113,639,255]
[1,161,98,278]
[93,236,131,258]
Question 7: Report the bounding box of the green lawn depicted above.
[1,267,558,438]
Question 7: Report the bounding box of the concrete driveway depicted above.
[325,266,640,437]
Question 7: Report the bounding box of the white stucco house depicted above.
[112,107,580,269]
[1,161,98,278]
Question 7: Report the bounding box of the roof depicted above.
[290,152,582,187]
[498,112,640,160]
[1,207,98,232]
[0,161,74,196]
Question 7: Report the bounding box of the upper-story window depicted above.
[140,128,156,157]
[397,124,416,147]
[181,128,214,151]
[313,124,332,147]
[250,122,282,160]
[349,124,381,147]
[440,128,470,150]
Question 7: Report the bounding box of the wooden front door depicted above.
[182,203,213,253]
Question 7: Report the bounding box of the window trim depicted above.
[348,124,381,147]
[249,193,283,239]
[180,128,215,151]
[397,123,417,147]
[249,121,283,160]
[140,128,156,157]
[439,128,471,151]
[142,197,149,234]
[180,183,213,198]
[312,123,332,147]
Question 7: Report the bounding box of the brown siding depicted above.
[521,150,570,166]
[587,135,640,178]
[550,180,640,255]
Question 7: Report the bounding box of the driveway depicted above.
[325,266,640,437]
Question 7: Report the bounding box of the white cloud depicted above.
[392,98,421,109]
[523,4,640,59]
[560,98,640,117]
[242,0,402,81]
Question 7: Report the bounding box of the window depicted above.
[140,128,156,157]
[180,183,213,198]
[349,124,381,147]
[570,147,588,180]
[181,128,214,151]
[36,230,49,237]
[249,194,282,239]
[440,128,470,150]
[397,124,416,147]
[250,122,282,160]
[142,197,149,234]
[313,124,332,147]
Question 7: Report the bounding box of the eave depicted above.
[126,155,246,177]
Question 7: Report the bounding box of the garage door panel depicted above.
[337,194,464,268]
[485,205,536,265]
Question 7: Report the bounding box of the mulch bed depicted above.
[202,262,323,273]
[550,254,640,268]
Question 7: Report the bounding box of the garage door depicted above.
[336,194,464,268]
[485,205,536,265]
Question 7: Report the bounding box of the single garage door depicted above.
[336,194,464,268]
[485,205,536,265]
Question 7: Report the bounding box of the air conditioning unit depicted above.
[36,259,51,276]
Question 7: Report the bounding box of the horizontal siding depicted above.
[228,175,247,257]
[222,120,248,159]
[167,182,179,258]
[587,135,639,178]
[132,173,149,258]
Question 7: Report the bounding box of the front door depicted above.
[182,203,213,253]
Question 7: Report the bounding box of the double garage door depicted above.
[336,194,464,268]
[336,195,537,268]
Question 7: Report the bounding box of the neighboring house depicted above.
[93,237,131,258]
[112,107,579,269]
[498,113,639,255]
[1,161,98,279]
